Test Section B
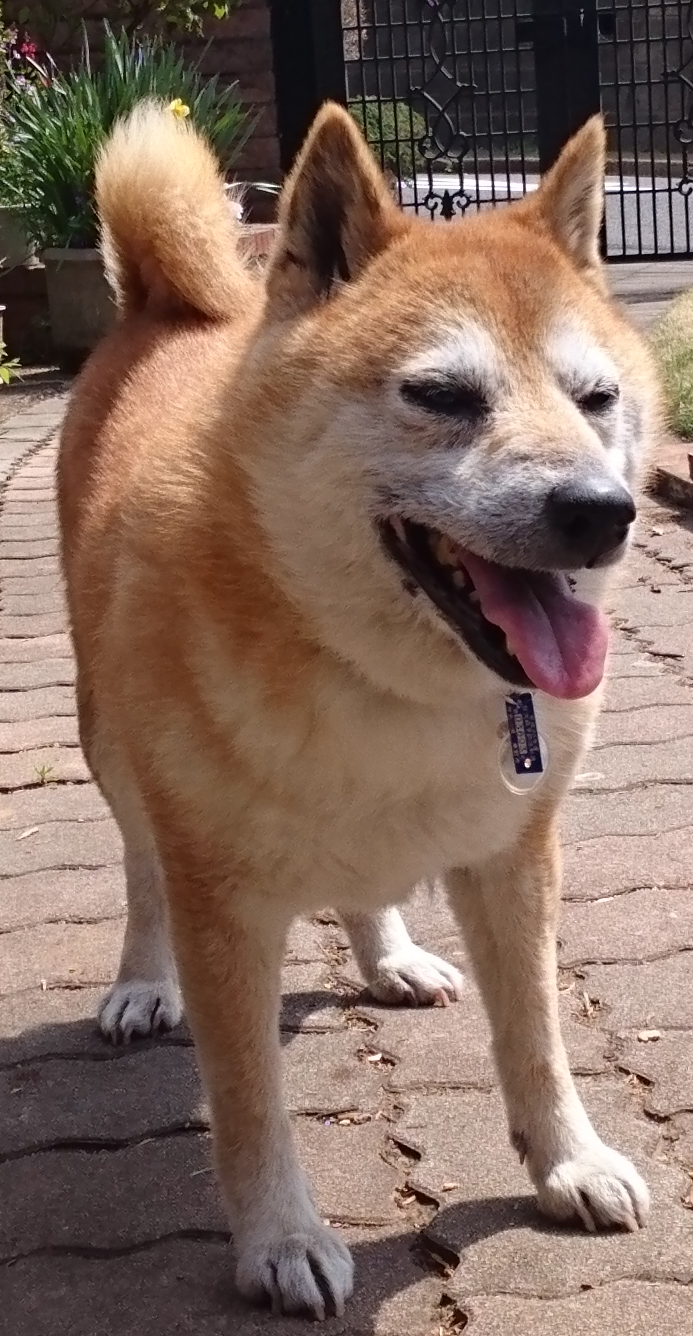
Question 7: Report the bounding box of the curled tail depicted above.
[96,101,255,320]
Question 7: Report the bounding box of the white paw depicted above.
[235,1219,354,1318]
[98,978,182,1044]
[536,1140,650,1233]
[366,944,464,1007]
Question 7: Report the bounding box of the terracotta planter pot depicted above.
[42,247,115,368]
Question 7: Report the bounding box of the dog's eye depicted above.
[577,384,620,414]
[401,379,487,419]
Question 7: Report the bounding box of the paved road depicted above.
[1,380,692,1333]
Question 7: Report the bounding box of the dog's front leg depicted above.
[164,862,353,1317]
[447,824,649,1232]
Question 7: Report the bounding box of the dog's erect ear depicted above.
[265,102,404,317]
[530,116,606,272]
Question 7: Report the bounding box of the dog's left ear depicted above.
[265,102,404,317]
[530,116,606,273]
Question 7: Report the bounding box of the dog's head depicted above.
[246,105,659,705]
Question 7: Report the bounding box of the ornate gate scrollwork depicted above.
[410,0,475,219]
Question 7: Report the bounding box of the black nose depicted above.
[546,481,636,566]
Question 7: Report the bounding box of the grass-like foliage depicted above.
[651,288,693,441]
[2,21,250,249]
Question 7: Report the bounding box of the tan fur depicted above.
[59,103,659,1316]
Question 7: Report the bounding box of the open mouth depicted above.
[379,517,609,700]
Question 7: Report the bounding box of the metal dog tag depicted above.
[499,692,548,795]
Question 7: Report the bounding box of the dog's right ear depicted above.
[265,102,404,318]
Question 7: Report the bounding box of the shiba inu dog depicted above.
[58,101,658,1318]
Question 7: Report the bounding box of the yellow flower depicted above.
[168,99,190,120]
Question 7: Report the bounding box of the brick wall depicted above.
[184,0,280,182]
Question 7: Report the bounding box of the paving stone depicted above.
[2,592,66,616]
[0,1120,399,1258]
[279,961,351,1033]
[562,828,693,900]
[0,684,75,722]
[596,702,693,745]
[0,541,59,560]
[0,816,120,877]
[0,780,106,828]
[559,887,693,966]
[1,1230,443,1336]
[0,962,345,1069]
[0,525,59,545]
[0,632,71,663]
[0,1133,224,1255]
[0,506,58,525]
[283,1031,384,1115]
[620,1032,693,1116]
[634,625,693,669]
[0,613,66,637]
[1,574,63,597]
[0,715,80,750]
[285,915,343,964]
[0,919,124,995]
[7,482,56,496]
[612,586,693,628]
[0,656,74,688]
[0,1046,205,1155]
[360,985,608,1094]
[564,783,693,845]
[461,1281,693,1336]
[0,746,89,788]
[0,985,117,1064]
[604,655,667,679]
[0,557,60,580]
[601,672,691,710]
[582,955,693,1030]
[0,864,125,933]
[401,1082,693,1301]
[584,736,693,789]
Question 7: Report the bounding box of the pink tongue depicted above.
[457,550,609,699]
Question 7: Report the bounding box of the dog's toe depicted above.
[236,1223,354,1319]
[98,978,182,1044]
[366,944,464,1006]
[536,1142,649,1232]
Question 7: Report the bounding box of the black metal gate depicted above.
[270,0,693,259]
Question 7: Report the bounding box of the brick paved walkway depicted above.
[1,393,693,1334]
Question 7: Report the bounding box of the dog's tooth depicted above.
[452,569,467,589]
[468,589,480,607]
[435,534,455,566]
[391,517,406,542]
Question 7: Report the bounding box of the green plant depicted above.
[651,288,693,441]
[0,337,20,383]
[2,21,251,249]
[6,2,236,45]
[350,99,427,179]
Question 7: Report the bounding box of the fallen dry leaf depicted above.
[637,1029,662,1043]
[16,826,39,841]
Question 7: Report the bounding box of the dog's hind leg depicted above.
[98,836,182,1043]
[447,826,649,1233]
[78,700,181,1043]
[340,905,464,1006]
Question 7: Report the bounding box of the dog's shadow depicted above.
[1,989,563,1334]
